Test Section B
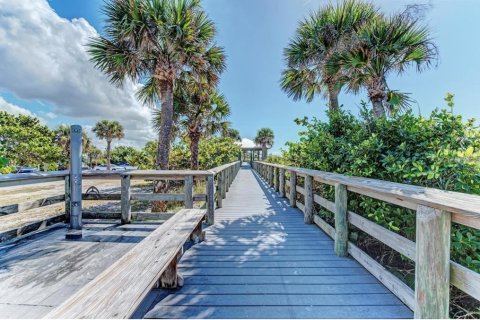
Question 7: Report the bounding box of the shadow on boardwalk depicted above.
[141,165,412,319]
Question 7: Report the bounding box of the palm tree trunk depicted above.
[368,79,387,118]
[156,81,174,170]
[261,146,267,160]
[152,81,174,212]
[371,99,386,118]
[327,82,339,112]
[189,128,201,170]
[106,140,112,170]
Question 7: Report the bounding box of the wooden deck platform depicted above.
[0,220,162,318]
[141,166,413,319]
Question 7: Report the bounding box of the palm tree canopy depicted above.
[92,120,125,141]
[255,128,274,148]
[281,0,377,103]
[326,10,438,112]
[88,0,226,106]
[54,124,93,155]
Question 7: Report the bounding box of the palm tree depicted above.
[281,0,377,111]
[327,11,438,117]
[88,0,225,171]
[86,146,103,168]
[255,128,274,160]
[155,82,232,170]
[92,120,124,170]
[226,129,241,142]
[54,125,93,168]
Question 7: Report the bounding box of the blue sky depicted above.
[1,0,479,153]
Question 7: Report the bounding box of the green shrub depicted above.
[281,97,480,270]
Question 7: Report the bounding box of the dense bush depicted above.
[281,97,480,271]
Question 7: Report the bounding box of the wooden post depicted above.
[70,125,82,230]
[222,171,227,199]
[289,170,297,208]
[159,251,183,288]
[334,183,348,256]
[216,173,223,208]
[184,175,193,209]
[279,168,286,198]
[190,221,205,244]
[269,166,273,186]
[225,168,230,193]
[207,175,215,225]
[64,175,71,222]
[414,205,451,319]
[274,167,279,192]
[304,175,313,224]
[121,174,131,224]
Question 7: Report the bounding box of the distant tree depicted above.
[255,128,274,160]
[111,146,137,164]
[54,124,93,167]
[281,0,377,111]
[327,8,438,117]
[93,120,124,170]
[227,129,241,142]
[88,0,225,172]
[0,111,61,167]
[86,146,103,168]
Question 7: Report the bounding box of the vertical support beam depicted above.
[334,183,348,256]
[414,205,451,319]
[216,172,223,208]
[190,221,205,244]
[225,167,230,193]
[274,167,279,192]
[70,125,82,230]
[64,175,71,223]
[279,168,286,198]
[269,166,274,186]
[206,174,215,225]
[222,171,227,199]
[289,170,297,208]
[304,175,313,224]
[184,175,193,209]
[159,250,184,288]
[121,174,131,224]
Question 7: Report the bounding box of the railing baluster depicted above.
[415,205,451,319]
[184,175,193,209]
[289,170,297,208]
[334,183,348,256]
[274,167,279,192]
[279,168,286,198]
[304,174,313,224]
[64,175,70,222]
[206,175,215,225]
[121,174,131,224]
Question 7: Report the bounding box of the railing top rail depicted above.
[209,161,241,174]
[0,161,241,187]
[255,161,480,217]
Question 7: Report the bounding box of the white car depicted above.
[93,164,126,171]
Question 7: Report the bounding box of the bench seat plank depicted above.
[46,208,206,319]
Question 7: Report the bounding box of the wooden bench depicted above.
[46,209,207,319]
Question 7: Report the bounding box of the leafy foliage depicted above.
[281,96,480,270]
[0,112,61,167]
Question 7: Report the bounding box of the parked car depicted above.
[93,164,126,171]
[17,166,39,173]
[115,162,138,170]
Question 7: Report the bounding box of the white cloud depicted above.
[0,97,33,116]
[0,0,156,147]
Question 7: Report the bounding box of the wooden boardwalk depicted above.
[143,165,412,319]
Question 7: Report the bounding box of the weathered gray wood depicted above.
[206,175,215,225]
[334,183,348,256]
[64,175,70,222]
[184,175,193,209]
[451,261,480,302]
[159,251,182,289]
[348,211,415,261]
[314,215,335,239]
[216,172,223,208]
[279,168,286,198]
[314,194,335,213]
[289,170,297,208]
[335,184,348,256]
[46,209,206,319]
[130,193,184,201]
[414,205,451,319]
[0,194,66,216]
[348,242,415,310]
[81,193,121,200]
[121,174,131,224]
[304,175,313,224]
[274,167,279,192]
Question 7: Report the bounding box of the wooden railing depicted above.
[253,161,480,319]
[0,161,240,241]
